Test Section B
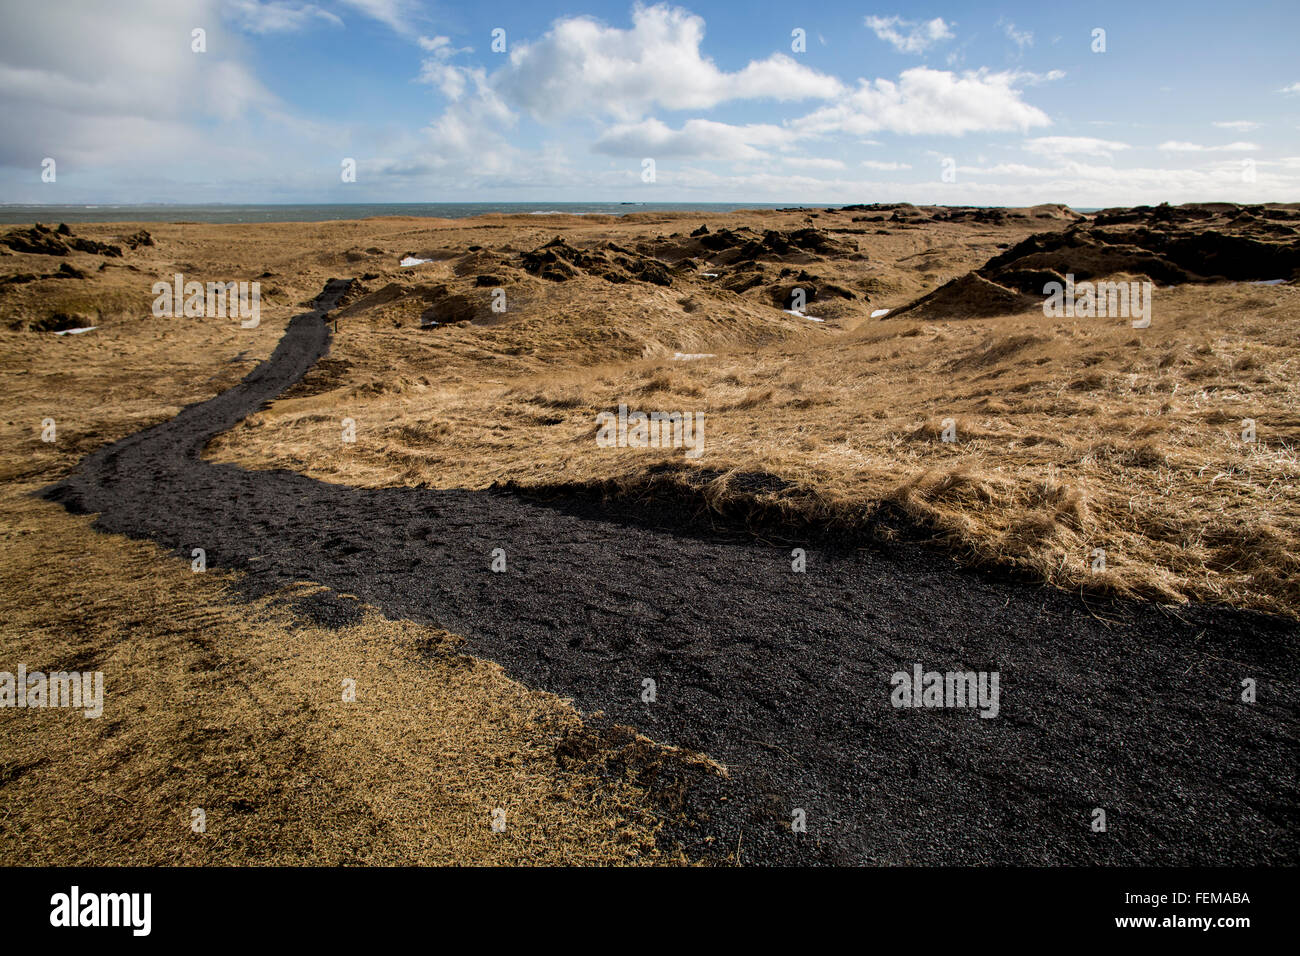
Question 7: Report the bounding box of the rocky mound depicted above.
[839,203,1085,227]
[1,222,123,257]
[1091,201,1300,231]
[520,237,672,286]
[886,272,1038,321]
[331,281,480,329]
[645,225,859,268]
[120,230,155,250]
[978,230,1197,286]
[887,203,1299,320]
[0,262,90,289]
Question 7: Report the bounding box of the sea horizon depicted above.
[0,200,1105,225]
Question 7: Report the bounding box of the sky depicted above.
[1,0,1297,206]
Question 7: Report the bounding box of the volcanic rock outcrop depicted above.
[886,202,1299,320]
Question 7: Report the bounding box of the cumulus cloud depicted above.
[863,15,955,54]
[792,67,1053,137]
[1278,81,1300,94]
[17,0,1278,207]
[0,0,284,172]
[417,35,478,100]
[494,4,843,122]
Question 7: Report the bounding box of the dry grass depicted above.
[0,488,685,864]
[0,258,709,864]
[186,215,1300,617]
[3,208,1296,867]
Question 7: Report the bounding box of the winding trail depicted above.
[44,282,1299,865]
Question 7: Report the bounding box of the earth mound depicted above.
[1,222,123,257]
[887,202,1299,320]
[520,237,672,286]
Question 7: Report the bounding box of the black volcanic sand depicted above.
[43,281,1299,865]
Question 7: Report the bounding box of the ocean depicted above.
[0,202,810,225]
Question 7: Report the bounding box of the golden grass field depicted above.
[1,205,1296,863]
[0,218,720,864]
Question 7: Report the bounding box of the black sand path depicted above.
[44,281,1299,865]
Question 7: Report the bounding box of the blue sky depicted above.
[1,0,1297,205]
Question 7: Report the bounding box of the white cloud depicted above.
[1024,136,1129,158]
[0,0,288,173]
[952,156,1295,199]
[224,1,342,33]
[417,35,477,100]
[622,154,1300,207]
[782,157,847,170]
[1013,69,1067,85]
[418,35,453,52]
[793,67,1053,137]
[1158,140,1259,152]
[863,15,955,54]
[494,4,843,122]
[9,0,1288,208]
[592,118,787,160]
[1278,82,1300,94]
[1002,22,1033,49]
[338,0,416,34]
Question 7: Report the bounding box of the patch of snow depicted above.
[1250,278,1287,285]
[671,352,716,361]
[701,272,719,278]
[784,309,824,322]
[53,326,97,335]
[871,308,891,318]
[400,256,432,267]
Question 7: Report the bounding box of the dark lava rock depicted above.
[521,237,673,287]
[1,222,122,257]
[120,229,155,249]
[770,282,818,310]
[29,312,92,332]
